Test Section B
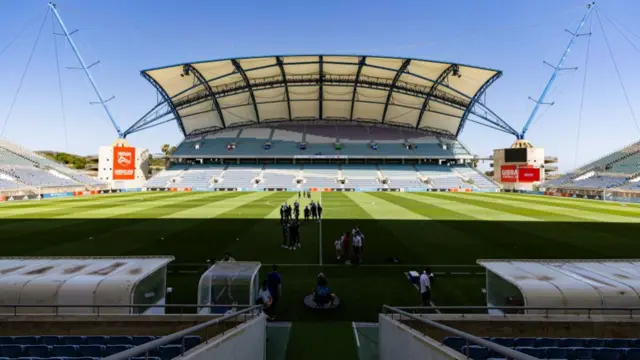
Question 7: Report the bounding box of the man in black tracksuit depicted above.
[317,202,323,219]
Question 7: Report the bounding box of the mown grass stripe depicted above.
[454,193,640,223]
[0,192,185,219]
[374,192,476,220]
[472,192,640,217]
[344,192,425,220]
[28,192,248,257]
[428,193,582,222]
[407,192,538,222]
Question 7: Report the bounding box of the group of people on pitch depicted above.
[279,199,323,251]
[334,227,365,265]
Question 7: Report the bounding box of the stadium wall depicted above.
[182,314,266,360]
[396,314,640,340]
[379,314,465,360]
[0,315,239,337]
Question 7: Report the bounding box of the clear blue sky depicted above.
[1,0,640,172]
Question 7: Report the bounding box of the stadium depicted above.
[1,2,640,360]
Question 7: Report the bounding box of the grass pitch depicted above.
[1,190,639,323]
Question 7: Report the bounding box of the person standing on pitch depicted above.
[279,204,285,225]
[317,202,323,220]
[304,206,310,221]
[420,267,434,306]
[281,221,289,249]
[288,220,296,250]
[267,265,282,319]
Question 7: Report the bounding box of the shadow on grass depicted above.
[2,219,638,321]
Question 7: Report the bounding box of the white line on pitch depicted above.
[430,301,442,314]
[352,321,361,347]
[319,192,323,266]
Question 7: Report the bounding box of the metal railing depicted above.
[389,305,640,319]
[383,305,539,360]
[103,305,263,360]
[0,303,253,316]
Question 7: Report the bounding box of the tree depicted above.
[169,146,177,155]
[161,144,170,155]
[471,159,479,168]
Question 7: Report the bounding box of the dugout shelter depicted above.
[0,256,173,315]
[478,259,640,315]
[198,261,261,314]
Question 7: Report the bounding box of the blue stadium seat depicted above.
[157,345,184,360]
[78,345,105,357]
[62,336,86,345]
[24,345,49,358]
[51,345,77,357]
[545,347,569,359]
[105,344,133,356]
[588,339,607,348]
[16,357,33,360]
[85,336,107,345]
[0,357,8,360]
[516,346,545,358]
[626,348,640,360]
[131,336,156,346]
[444,337,466,352]
[537,338,558,347]
[594,347,622,360]
[461,345,489,360]
[569,347,593,359]
[515,338,537,347]
[0,338,12,345]
[606,339,629,349]
[74,357,100,360]
[13,337,39,346]
[632,340,640,348]
[560,338,586,348]
[181,336,201,350]
[490,337,514,347]
[132,357,162,360]
[0,345,24,358]
[107,336,132,345]
[41,336,62,346]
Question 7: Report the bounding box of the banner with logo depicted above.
[500,165,518,183]
[113,146,136,180]
[518,167,541,183]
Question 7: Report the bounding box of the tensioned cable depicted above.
[0,10,46,59]
[595,9,640,135]
[52,12,69,151]
[0,8,50,138]
[573,16,593,169]
[597,7,640,46]
[600,11,640,58]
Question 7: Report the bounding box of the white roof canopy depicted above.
[478,259,640,313]
[141,55,502,137]
[0,256,174,314]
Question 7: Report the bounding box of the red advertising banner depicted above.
[500,165,518,183]
[113,146,136,180]
[0,196,5,202]
[518,167,541,183]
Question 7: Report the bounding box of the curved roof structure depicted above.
[478,259,640,315]
[0,256,173,314]
[140,55,502,138]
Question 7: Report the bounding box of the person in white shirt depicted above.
[257,280,273,318]
[352,233,363,265]
[419,267,434,306]
[334,238,343,260]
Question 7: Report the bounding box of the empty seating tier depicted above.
[445,336,640,360]
[0,335,201,360]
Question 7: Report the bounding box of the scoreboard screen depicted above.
[504,148,527,163]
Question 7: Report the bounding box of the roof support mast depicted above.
[48,2,123,138]
[519,2,594,140]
